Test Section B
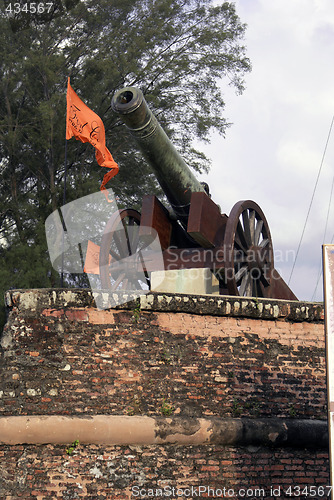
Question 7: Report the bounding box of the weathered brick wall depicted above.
[0,444,330,499]
[0,289,329,499]
[0,289,326,419]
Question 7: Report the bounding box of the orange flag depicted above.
[66,78,119,191]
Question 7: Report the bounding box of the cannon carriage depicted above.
[99,87,297,300]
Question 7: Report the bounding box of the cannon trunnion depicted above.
[99,87,297,301]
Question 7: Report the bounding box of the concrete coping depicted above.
[0,415,328,449]
[4,288,324,322]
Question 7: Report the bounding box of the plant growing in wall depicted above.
[289,405,297,418]
[160,398,175,416]
[66,439,80,456]
[232,399,243,417]
[160,349,172,365]
[132,304,141,324]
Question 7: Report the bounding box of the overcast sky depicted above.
[199,0,334,302]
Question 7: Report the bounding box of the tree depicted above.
[0,0,251,328]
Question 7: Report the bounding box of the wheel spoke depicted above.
[259,238,269,249]
[129,219,140,252]
[113,229,128,258]
[108,244,121,261]
[242,211,251,247]
[242,209,256,246]
[235,221,248,252]
[120,278,129,290]
[137,249,150,286]
[123,216,141,254]
[99,209,144,291]
[260,267,271,287]
[235,265,248,283]
[240,271,251,296]
[245,276,253,296]
[121,217,132,255]
[254,220,263,245]
[111,272,126,291]
[241,211,252,247]
[249,210,256,244]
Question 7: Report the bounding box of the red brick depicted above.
[88,309,115,324]
[41,308,64,318]
[65,309,89,321]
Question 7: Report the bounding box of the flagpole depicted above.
[60,134,68,288]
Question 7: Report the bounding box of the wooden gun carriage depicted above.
[98,87,297,300]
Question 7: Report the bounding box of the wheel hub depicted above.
[246,245,267,273]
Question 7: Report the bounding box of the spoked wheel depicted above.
[223,200,274,297]
[99,209,150,291]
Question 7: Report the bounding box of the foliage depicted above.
[132,303,141,324]
[0,0,251,330]
[160,398,175,416]
[66,439,80,455]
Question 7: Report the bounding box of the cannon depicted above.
[98,87,297,300]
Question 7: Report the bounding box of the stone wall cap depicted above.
[4,288,324,323]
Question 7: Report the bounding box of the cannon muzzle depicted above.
[111,87,205,219]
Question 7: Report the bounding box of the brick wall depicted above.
[0,444,329,499]
[0,289,329,498]
[0,289,326,419]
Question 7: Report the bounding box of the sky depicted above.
[199,0,334,302]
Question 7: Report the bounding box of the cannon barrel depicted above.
[111,87,205,217]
